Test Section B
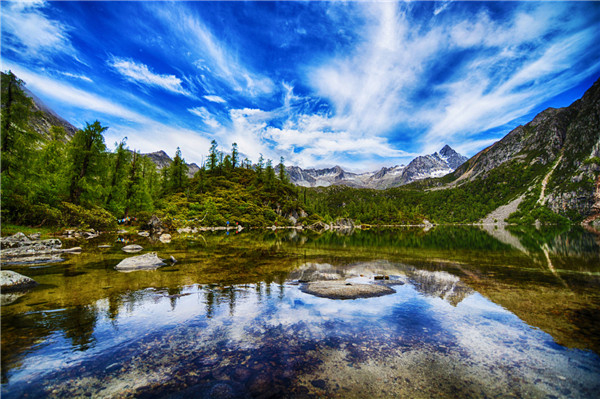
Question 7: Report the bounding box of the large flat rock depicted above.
[0,270,38,292]
[115,252,166,272]
[301,281,395,300]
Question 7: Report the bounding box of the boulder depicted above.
[301,281,395,300]
[147,215,164,234]
[115,252,166,272]
[1,232,32,249]
[0,234,75,265]
[137,231,150,237]
[121,244,143,253]
[0,270,38,292]
[159,233,172,243]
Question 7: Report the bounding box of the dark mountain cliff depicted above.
[452,77,600,220]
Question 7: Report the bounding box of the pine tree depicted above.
[169,147,188,192]
[1,71,38,176]
[208,140,219,172]
[231,142,239,168]
[105,139,131,214]
[67,121,107,205]
[278,156,287,183]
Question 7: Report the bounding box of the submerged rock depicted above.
[121,244,143,253]
[0,270,38,292]
[115,252,166,272]
[301,281,395,300]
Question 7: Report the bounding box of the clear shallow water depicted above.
[2,226,600,398]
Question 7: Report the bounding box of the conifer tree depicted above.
[67,121,107,205]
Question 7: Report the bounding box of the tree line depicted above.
[1,71,308,229]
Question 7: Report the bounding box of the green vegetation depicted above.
[1,72,315,230]
[305,158,563,224]
[0,71,584,231]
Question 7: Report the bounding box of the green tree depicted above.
[231,142,239,168]
[278,156,287,183]
[32,126,69,206]
[208,139,219,172]
[168,147,188,193]
[1,71,38,176]
[105,139,131,214]
[67,121,107,205]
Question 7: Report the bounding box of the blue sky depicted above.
[2,1,599,171]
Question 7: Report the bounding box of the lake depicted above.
[2,225,600,398]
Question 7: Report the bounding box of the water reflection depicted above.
[1,227,600,398]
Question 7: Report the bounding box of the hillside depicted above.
[450,76,600,221]
[22,85,79,140]
[306,77,600,225]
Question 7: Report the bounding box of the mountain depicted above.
[15,75,200,179]
[22,85,78,140]
[450,76,600,221]
[139,150,201,178]
[286,145,468,189]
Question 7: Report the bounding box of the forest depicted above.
[1,71,570,231]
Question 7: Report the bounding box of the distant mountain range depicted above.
[286,145,468,189]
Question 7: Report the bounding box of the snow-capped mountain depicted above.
[286,145,468,189]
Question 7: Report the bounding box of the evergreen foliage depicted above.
[0,70,586,231]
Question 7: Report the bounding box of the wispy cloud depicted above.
[5,62,151,124]
[149,3,274,97]
[188,107,220,128]
[58,71,93,83]
[203,95,226,104]
[306,2,600,157]
[109,57,191,96]
[1,0,76,60]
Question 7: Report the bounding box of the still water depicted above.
[2,225,600,398]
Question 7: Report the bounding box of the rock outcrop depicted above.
[1,233,80,265]
[0,270,38,292]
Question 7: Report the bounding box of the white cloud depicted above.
[4,62,212,165]
[150,3,274,97]
[109,57,190,96]
[1,0,76,59]
[203,95,226,104]
[305,2,599,159]
[58,71,93,83]
[188,107,220,128]
[5,62,152,124]
[105,123,212,166]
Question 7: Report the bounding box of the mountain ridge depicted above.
[286,145,468,189]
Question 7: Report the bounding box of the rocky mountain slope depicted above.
[286,145,468,189]
[19,79,201,178]
[140,150,200,178]
[451,76,600,221]
[22,86,78,140]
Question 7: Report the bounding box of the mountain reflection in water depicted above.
[1,226,599,398]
